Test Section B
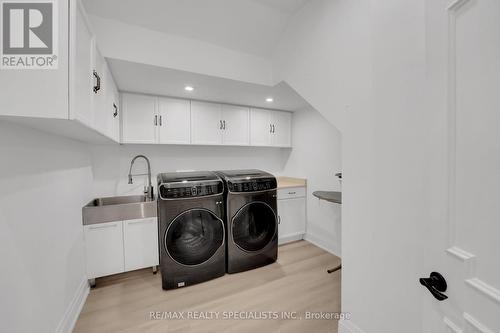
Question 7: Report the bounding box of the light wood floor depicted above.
[74,241,341,333]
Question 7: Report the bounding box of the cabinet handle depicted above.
[288,191,296,195]
[93,70,100,93]
[272,124,276,133]
[154,115,158,126]
[89,223,117,230]
[113,103,118,118]
[159,115,162,126]
[220,120,223,130]
[223,120,226,130]
[278,215,281,224]
[270,124,273,133]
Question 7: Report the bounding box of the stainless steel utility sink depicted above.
[83,195,157,225]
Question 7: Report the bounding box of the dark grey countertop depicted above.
[313,191,342,204]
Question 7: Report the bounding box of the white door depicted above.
[121,93,157,144]
[191,101,222,145]
[123,218,159,271]
[92,47,107,135]
[422,0,500,331]
[250,108,271,146]
[71,1,94,126]
[277,198,306,241]
[108,73,120,142]
[271,111,292,147]
[158,97,191,144]
[84,221,125,279]
[222,105,249,145]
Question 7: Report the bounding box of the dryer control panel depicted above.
[228,178,277,193]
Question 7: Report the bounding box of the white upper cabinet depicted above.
[221,105,249,146]
[250,108,272,146]
[0,0,69,119]
[271,111,292,147]
[158,97,191,144]
[191,101,223,145]
[92,47,108,134]
[71,1,94,126]
[250,108,292,147]
[121,93,157,144]
[0,0,119,143]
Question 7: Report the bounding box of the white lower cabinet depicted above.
[123,218,159,271]
[84,218,159,281]
[84,221,124,279]
[277,187,306,244]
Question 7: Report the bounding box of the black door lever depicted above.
[419,272,448,301]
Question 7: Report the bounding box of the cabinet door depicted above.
[71,1,94,126]
[271,111,292,147]
[158,97,191,144]
[250,108,271,146]
[222,105,249,145]
[0,0,69,119]
[191,101,222,145]
[123,218,159,271]
[84,221,124,279]
[108,72,120,142]
[92,47,108,135]
[121,93,157,143]
[277,198,306,242]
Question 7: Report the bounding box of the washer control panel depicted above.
[159,182,223,199]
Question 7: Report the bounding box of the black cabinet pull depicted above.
[220,120,223,129]
[270,124,272,133]
[272,124,275,133]
[223,120,226,130]
[93,70,100,93]
[159,115,162,126]
[419,272,448,301]
[154,115,158,126]
[113,103,118,118]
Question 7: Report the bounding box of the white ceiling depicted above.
[108,59,310,112]
[83,0,309,57]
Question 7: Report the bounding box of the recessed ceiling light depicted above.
[266,97,273,102]
[184,86,194,92]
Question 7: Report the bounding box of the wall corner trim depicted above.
[55,278,89,333]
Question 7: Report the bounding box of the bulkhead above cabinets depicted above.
[121,92,292,148]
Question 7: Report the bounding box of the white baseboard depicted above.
[278,232,304,245]
[304,232,341,257]
[339,319,366,333]
[55,278,89,333]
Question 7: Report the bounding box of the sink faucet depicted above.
[128,155,154,200]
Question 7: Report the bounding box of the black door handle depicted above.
[93,70,101,93]
[419,272,448,301]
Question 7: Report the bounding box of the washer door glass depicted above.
[232,202,276,252]
[165,209,224,265]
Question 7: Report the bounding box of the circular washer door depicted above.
[165,209,224,266]
[232,202,276,252]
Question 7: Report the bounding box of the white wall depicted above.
[282,108,342,256]
[273,1,426,332]
[0,121,92,333]
[89,15,273,86]
[88,144,289,197]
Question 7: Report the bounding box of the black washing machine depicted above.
[216,170,278,274]
[157,171,225,290]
